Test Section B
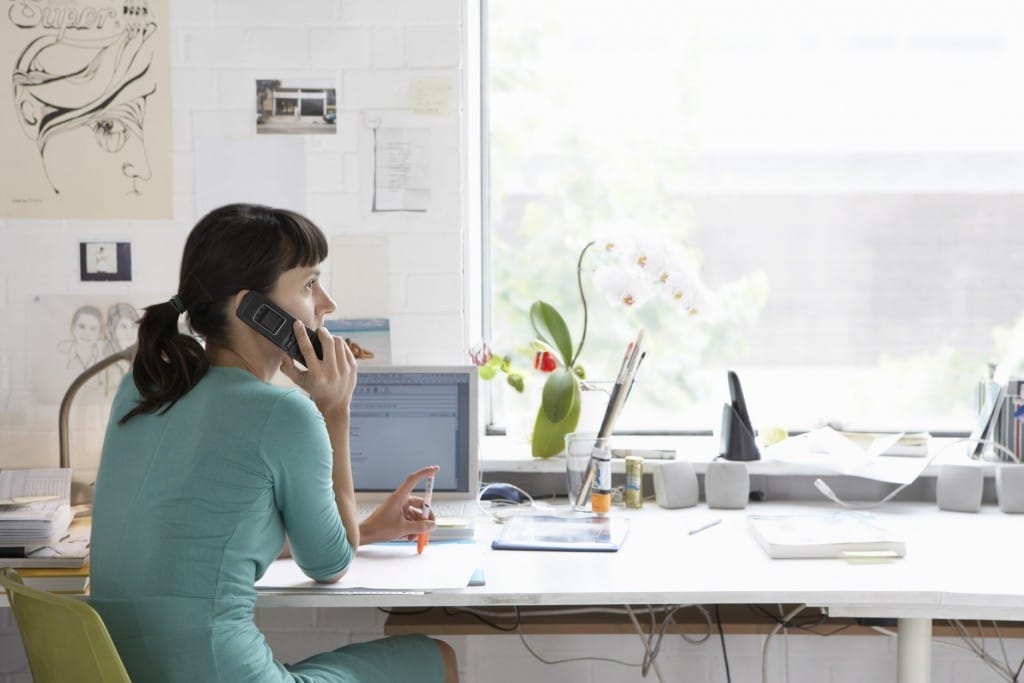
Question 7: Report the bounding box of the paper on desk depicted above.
[762,428,930,484]
[256,542,482,592]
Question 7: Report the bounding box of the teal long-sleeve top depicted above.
[90,367,352,682]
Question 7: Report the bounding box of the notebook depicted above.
[351,366,479,540]
[491,514,630,552]
[747,512,906,559]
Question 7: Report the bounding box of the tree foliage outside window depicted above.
[486,0,1024,434]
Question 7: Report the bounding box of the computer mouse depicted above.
[479,483,528,504]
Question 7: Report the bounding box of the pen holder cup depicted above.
[565,432,609,512]
[653,461,699,509]
[704,460,750,509]
[996,464,1024,513]
[936,465,983,513]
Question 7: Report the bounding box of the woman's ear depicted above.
[232,289,251,315]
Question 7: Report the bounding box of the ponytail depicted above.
[118,298,209,424]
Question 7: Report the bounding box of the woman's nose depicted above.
[318,289,337,317]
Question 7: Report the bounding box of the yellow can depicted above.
[624,456,643,508]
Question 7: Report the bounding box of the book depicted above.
[0,529,90,568]
[747,512,905,559]
[491,514,630,552]
[0,468,70,505]
[0,469,73,548]
[17,565,90,593]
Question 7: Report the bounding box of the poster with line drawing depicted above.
[30,295,152,405]
[0,0,172,219]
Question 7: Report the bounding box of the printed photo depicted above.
[256,79,337,135]
[324,318,391,365]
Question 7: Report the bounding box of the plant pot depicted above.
[530,380,613,458]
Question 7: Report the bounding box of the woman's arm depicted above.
[278,324,359,579]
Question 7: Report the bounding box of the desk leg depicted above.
[897,617,931,683]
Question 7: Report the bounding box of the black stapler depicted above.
[719,370,760,461]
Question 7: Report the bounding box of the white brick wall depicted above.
[0,1,1020,680]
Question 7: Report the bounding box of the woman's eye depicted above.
[92,119,129,152]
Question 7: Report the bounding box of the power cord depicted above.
[761,603,806,683]
[714,605,732,683]
[872,619,1021,682]
[442,606,519,632]
[475,482,537,523]
[420,603,714,679]
[623,604,713,680]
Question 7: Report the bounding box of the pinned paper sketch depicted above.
[372,127,430,212]
[1,0,172,218]
[410,76,455,117]
[329,236,390,318]
[31,296,148,404]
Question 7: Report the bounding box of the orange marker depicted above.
[417,474,435,554]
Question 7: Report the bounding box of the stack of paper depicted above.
[0,469,74,552]
[838,431,931,457]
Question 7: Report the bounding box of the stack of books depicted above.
[0,468,89,592]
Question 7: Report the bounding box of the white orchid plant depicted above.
[473,235,709,457]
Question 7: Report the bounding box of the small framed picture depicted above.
[324,318,391,364]
[80,242,132,281]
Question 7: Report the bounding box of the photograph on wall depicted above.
[256,79,337,135]
[29,295,152,404]
[0,0,172,219]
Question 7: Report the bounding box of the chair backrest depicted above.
[0,568,130,683]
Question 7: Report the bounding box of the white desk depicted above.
[256,501,1024,683]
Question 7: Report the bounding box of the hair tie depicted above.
[169,295,186,315]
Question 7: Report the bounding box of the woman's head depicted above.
[124,203,329,422]
[106,303,140,351]
[177,203,329,344]
[70,306,103,344]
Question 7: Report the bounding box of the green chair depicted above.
[0,567,130,683]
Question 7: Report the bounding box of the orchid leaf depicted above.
[529,300,575,369]
[531,379,582,458]
[541,369,578,423]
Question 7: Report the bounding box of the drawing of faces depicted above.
[11,1,157,196]
[105,303,140,352]
[59,305,104,372]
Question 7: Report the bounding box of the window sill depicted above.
[479,434,1000,478]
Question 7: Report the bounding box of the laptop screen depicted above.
[350,366,478,499]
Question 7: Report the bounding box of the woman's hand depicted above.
[277,322,356,418]
[360,465,440,545]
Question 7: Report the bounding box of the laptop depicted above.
[350,366,479,540]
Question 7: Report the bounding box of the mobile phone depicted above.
[235,291,323,366]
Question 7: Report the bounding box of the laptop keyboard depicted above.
[357,501,473,520]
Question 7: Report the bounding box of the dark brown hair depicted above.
[121,203,328,423]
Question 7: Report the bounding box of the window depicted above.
[485,0,1024,434]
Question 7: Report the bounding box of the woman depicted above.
[90,204,458,683]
